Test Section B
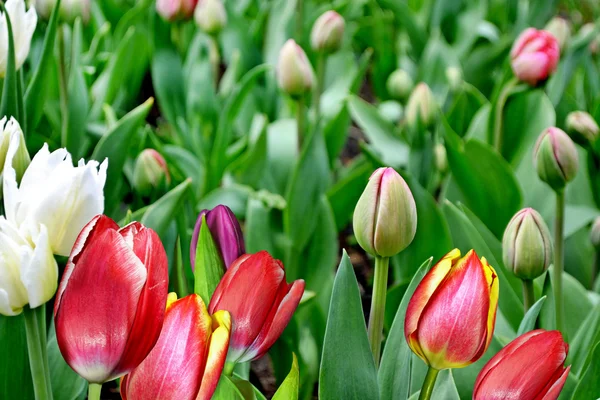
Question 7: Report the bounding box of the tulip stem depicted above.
[23,305,53,400]
[419,367,439,400]
[314,53,326,119]
[296,97,305,150]
[57,24,69,151]
[88,383,101,400]
[367,256,389,366]
[492,78,518,154]
[522,279,535,313]
[553,190,565,337]
[223,362,236,377]
[209,35,221,89]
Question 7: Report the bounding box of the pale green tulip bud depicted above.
[310,10,345,53]
[353,167,417,257]
[133,149,170,196]
[194,0,227,36]
[386,69,414,100]
[277,39,314,98]
[378,100,403,124]
[534,127,579,192]
[434,143,448,173]
[33,0,91,23]
[405,83,437,129]
[590,217,600,249]
[503,208,553,280]
[445,66,463,91]
[566,111,599,145]
[544,17,571,50]
[0,117,30,182]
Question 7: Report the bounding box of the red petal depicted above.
[538,366,570,400]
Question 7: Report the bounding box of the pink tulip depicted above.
[510,28,560,86]
[156,0,197,21]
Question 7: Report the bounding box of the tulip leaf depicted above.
[47,322,87,400]
[272,353,299,400]
[193,215,226,305]
[319,251,379,400]
[212,375,245,400]
[567,302,600,377]
[141,179,192,238]
[516,296,547,336]
[0,316,34,400]
[571,342,600,399]
[379,257,432,400]
[0,3,20,123]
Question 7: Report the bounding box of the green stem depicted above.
[522,279,535,313]
[418,367,440,400]
[296,97,305,151]
[23,305,53,400]
[209,35,221,90]
[314,53,326,119]
[493,78,518,153]
[554,190,565,337]
[57,24,69,148]
[223,362,236,377]
[295,0,303,40]
[367,256,389,366]
[88,383,101,400]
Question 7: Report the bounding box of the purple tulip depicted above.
[190,205,245,270]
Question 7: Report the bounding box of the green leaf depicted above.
[379,257,433,400]
[245,196,279,257]
[0,3,20,122]
[273,353,299,400]
[0,316,33,400]
[228,114,268,187]
[567,302,600,377]
[571,342,600,399]
[193,215,226,305]
[48,322,87,400]
[516,296,546,336]
[140,179,192,237]
[151,46,187,127]
[319,251,379,400]
[212,375,245,400]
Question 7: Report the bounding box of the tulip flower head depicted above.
[121,294,230,400]
[209,251,305,363]
[503,208,553,280]
[510,28,560,86]
[387,69,414,100]
[310,10,345,53]
[277,39,314,98]
[405,82,437,129]
[534,127,578,192]
[0,0,37,77]
[405,249,499,370]
[194,0,227,35]
[0,117,29,181]
[54,215,169,383]
[190,204,245,270]
[473,330,570,400]
[565,111,599,145]
[132,149,170,196]
[353,167,417,258]
[157,0,198,21]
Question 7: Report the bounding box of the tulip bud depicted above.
[310,10,345,53]
[0,117,30,182]
[277,39,313,98]
[534,127,579,191]
[510,28,560,86]
[194,0,227,36]
[405,249,499,370]
[0,0,37,76]
[54,215,169,383]
[378,100,403,124]
[434,143,448,173]
[503,208,553,280]
[386,69,414,100]
[190,205,245,270]
[544,17,571,50]
[121,294,231,400]
[590,217,600,249]
[133,149,170,196]
[405,83,437,129]
[474,330,570,400]
[353,167,417,258]
[565,111,599,145]
[209,251,305,363]
[156,0,197,21]
[445,66,463,91]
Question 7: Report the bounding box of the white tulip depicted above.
[0,0,37,77]
[32,0,91,23]
[3,124,108,257]
[0,117,30,181]
[0,217,57,316]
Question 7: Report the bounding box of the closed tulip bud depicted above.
[34,0,90,23]
[194,0,227,36]
[157,0,197,21]
[190,205,245,270]
[277,39,313,98]
[445,66,463,91]
[590,217,600,249]
[405,249,499,370]
[121,294,231,400]
[0,0,37,77]
[511,28,560,86]
[133,149,170,196]
[209,251,305,363]
[0,117,30,182]
[386,69,414,100]
[378,100,403,124]
[474,330,570,400]
[405,82,437,129]
[565,111,599,145]
[503,208,553,280]
[54,215,169,383]
[534,127,579,191]
[434,143,448,173]
[544,17,571,50]
[310,10,345,53]
[353,167,417,258]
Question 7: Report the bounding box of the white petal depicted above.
[0,217,29,316]
[20,224,58,308]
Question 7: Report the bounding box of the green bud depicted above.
[0,118,30,182]
[378,100,403,124]
[434,143,448,173]
[565,111,599,145]
[405,82,437,129]
[353,167,417,257]
[544,17,571,50]
[310,10,345,53]
[445,66,463,91]
[591,217,600,249]
[386,69,414,100]
[194,0,227,35]
[133,149,170,196]
[503,208,553,280]
[534,127,579,192]
[277,39,314,97]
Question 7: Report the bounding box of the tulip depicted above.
[194,0,227,35]
[445,66,463,91]
[544,17,571,50]
[386,69,414,100]
[54,215,169,383]
[33,0,91,23]
[190,204,245,270]
[434,143,448,174]
[353,167,417,258]
[156,0,197,21]
[534,127,578,192]
[132,149,170,196]
[208,251,305,364]
[405,82,437,129]
[310,10,345,53]
[405,249,499,370]
[3,140,107,257]
[0,117,29,182]
[0,0,37,77]
[277,39,313,98]
[473,330,570,400]
[510,28,560,86]
[121,293,230,400]
[565,111,599,145]
[591,217,600,249]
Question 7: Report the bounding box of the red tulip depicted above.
[208,251,305,363]
[511,28,560,86]
[405,249,499,370]
[121,293,231,400]
[473,330,570,400]
[54,215,169,383]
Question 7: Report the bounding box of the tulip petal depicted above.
[19,224,58,308]
[197,310,231,400]
[538,365,570,400]
[481,257,499,356]
[0,218,29,316]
